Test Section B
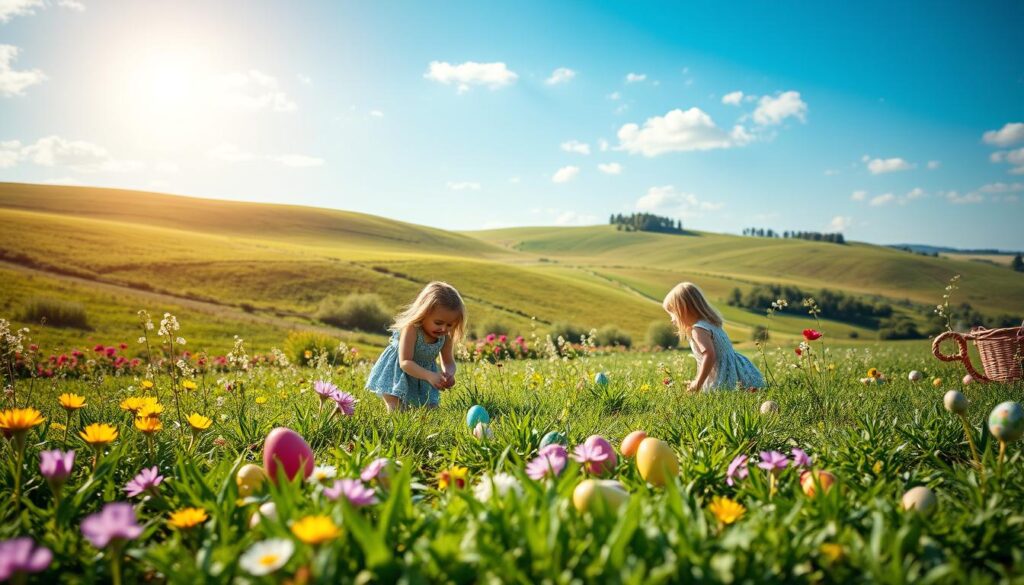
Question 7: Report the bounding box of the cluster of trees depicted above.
[728,284,893,326]
[1013,253,1023,272]
[610,213,685,234]
[741,228,846,244]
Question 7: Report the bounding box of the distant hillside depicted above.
[889,244,1021,256]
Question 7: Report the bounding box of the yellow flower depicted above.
[291,515,340,545]
[819,543,845,563]
[867,368,879,379]
[79,423,118,447]
[255,396,267,405]
[872,460,883,475]
[438,466,469,490]
[120,397,145,414]
[182,380,197,391]
[141,380,154,390]
[137,402,164,419]
[168,507,208,529]
[304,350,313,359]
[59,393,86,411]
[708,496,745,525]
[135,416,162,435]
[50,422,67,431]
[187,413,213,431]
[0,408,45,434]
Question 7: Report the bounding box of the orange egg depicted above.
[799,470,836,497]
[620,430,647,458]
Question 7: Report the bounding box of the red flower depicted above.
[795,347,802,356]
[802,329,822,341]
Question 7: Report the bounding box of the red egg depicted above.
[583,435,617,476]
[263,427,315,483]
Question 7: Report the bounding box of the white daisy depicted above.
[311,465,338,482]
[240,538,294,576]
[473,472,523,502]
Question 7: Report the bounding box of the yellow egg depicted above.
[620,430,647,459]
[236,463,267,497]
[799,470,836,497]
[636,437,679,487]
[572,479,630,513]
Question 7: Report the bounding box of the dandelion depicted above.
[181,380,197,391]
[330,390,357,417]
[80,423,118,448]
[186,413,212,431]
[726,454,749,486]
[438,466,469,490]
[311,465,337,482]
[255,396,267,405]
[168,507,208,529]
[791,448,812,468]
[141,380,154,390]
[526,444,568,480]
[119,397,145,414]
[708,496,745,525]
[134,416,162,435]
[124,466,164,497]
[291,515,340,545]
[137,401,163,419]
[58,393,86,411]
[0,537,53,582]
[473,472,523,502]
[323,479,377,507]
[239,538,294,576]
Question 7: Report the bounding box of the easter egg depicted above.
[572,479,629,514]
[594,372,609,386]
[908,371,923,382]
[540,431,568,449]
[263,427,314,484]
[583,435,617,476]
[466,405,490,429]
[620,430,647,458]
[932,377,942,387]
[473,422,493,440]
[799,470,836,497]
[902,486,937,516]
[236,463,267,497]
[760,400,779,414]
[250,501,277,528]
[988,401,1024,443]
[943,390,968,415]
[636,438,679,487]
[962,374,975,386]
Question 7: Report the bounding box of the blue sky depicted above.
[1,0,1022,248]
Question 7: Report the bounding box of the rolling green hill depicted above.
[1,182,1021,356]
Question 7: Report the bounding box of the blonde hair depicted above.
[389,281,467,343]
[662,282,723,338]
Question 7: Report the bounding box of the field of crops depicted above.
[1,312,1022,584]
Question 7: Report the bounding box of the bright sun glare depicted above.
[118,46,217,143]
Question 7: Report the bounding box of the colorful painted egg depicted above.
[594,372,609,386]
[583,435,617,475]
[908,371,923,382]
[902,486,937,515]
[799,470,836,497]
[988,401,1024,443]
[236,463,267,497]
[760,400,779,414]
[962,374,975,385]
[932,377,942,387]
[620,430,647,459]
[572,479,629,513]
[636,437,679,487]
[943,390,968,415]
[473,422,493,440]
[540,431,568,449]
[263,427,314,484]
[466,405,490,428]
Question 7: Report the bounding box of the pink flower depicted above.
[803,329,823,341]
[331,390,357,417]
[39,449,75,488]
[526,444,567,480]
[0,537,52,581]
[486,334,496,343]
[791,448,812,468]
[498,335,507,343]
[726,455,748,486]
[757,451,789,474]
[360,458,391,483]
[314,380,338,403]
[571,442,609,475]
[93,344,104,352]
[324,478,377,507]
[124,466,164,498]
[80,503,143,548]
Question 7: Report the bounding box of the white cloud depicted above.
[0,0,42,22]
[978,182,1024,193]
[272,154,324,168]
[446,181,481,191]
[545,67,576,85]
[21,135,142,172]
[868,193,895,206]
[607,91,621,101]
[721,91,744,106]
[57,0,85,11]
[945,191,983,204]
[217,70,296,112]
[635,185,722,218]
[551,165,580,183]
[906,187,926,200]
[560,140,590,155]
[829,216,852,232]
[990,147,1024,174]
[369,109,384,118]
[207,143,256,163]
[982,122,1024,147]
[598,138,609,152]
[616,107,752,157]
[865,156,914,175]
[927,160,940,170]
[0,45,46,97]
[424,61,517,93]
[597,162,622,175]
[752,91,807,126]
[850,190,867,201]
[0,139,20,168]
[625,72,646,83]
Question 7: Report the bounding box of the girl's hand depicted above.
[427,372,446,389]
[440,372,455,389]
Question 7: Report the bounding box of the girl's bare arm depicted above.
[689,327,716,390]
[398,325,444,387]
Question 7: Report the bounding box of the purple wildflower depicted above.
[526,444,568,480]
[571,442,609,468]
[0,537,52,581]
[330,390,357,417]
[360,458,391,483]
[39,449,75,487]
[323,479,377,507]
[124,466,164,498]
[791,448,812,468]
[726,454,749,486]
[313,380,338,403]
[80,503,143,548]
[757,451,789,474]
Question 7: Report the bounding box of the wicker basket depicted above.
[932,322,1024,383]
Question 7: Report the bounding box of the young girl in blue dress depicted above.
[365,282,467,411]
[663,282,765,391]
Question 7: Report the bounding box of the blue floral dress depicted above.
[365,328,445,407]
[690,319,765,391]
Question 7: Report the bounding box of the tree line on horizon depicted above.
[741,227,846,244]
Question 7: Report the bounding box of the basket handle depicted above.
[931,331,990,382]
